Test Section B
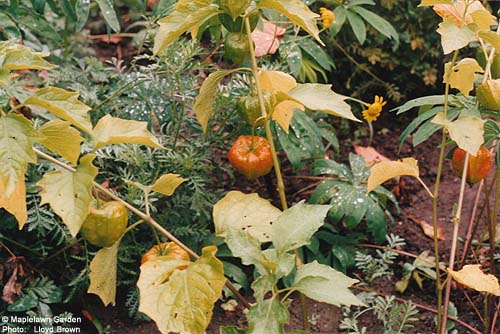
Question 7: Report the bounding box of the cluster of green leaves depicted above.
[213,191,363,334]
[310,153,399,244]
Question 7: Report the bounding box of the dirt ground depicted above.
[76,114,498,334]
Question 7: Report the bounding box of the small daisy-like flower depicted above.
[362,95,387,122]
[320,7,335,29]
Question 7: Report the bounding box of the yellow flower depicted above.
[362,96,387,122]
[320,7,335,29]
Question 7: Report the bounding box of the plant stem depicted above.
[440,151,470,334]
[244,16,310,331]
[32,147,252,310]
[433,46,460,331]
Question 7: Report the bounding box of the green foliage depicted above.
[340,294,419,334]
[310,153,399,243]
[354,234,405,284]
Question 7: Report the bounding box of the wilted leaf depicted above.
[0,41,55,71]
[443,58,483,96]
[151,173,186,196]
[477,79,500,110]
[0,179,27,229]
[450,264,500,296]
[153,0,221,54]
[39,120,83,165]
[436,19,476,55]
[92,115,163,150]
[259,70,297,94]
[2,257,30,304]
[367,158,420,193]
[434,1,486,27]
[431,112,485,155]
[272,100,304,133]
[257,0,322,45]
[409,215,445,240]
[292,261,363,307]
[286,84,359,122]
[37,154,98,237]
[419,0,452,6]
[213,191,281,242]
[88,239,121,306]
[272,201,330,255]
[194,69,239,133]
[0,114,39,198]
[138,246,225,334]
[353,145,390,167]
[252,20,286,57]
[478,31,500,52]
[25,87,92,134]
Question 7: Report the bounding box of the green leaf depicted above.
[153,0,221,54]
[39,120,83,165]
[138,246,226,334]
[95,0,120,32]
[213,191,281,243]
[346,10,366,44]
[272,201,330,255]
[225,228,267,274]
[262,249,295,277]
[258,0,322,45]
[92,114,164,150]
[220,326,248,334]
[25,87,92,134]
[286,84,360,122]
[88,239,121,306]
[223,261,249,291]
[299,39,334,71]
[292,261,363,307]
[398,107,443,151]
[194,69,240,133]
[365,197,387,243]
[247,298,289,334]
[437,19,476,55]
[151,173,186,196]
[392,95,448,114]
[251,274,278,302]
[75,0,91,31]
[37,154,98,237]
[312,159,352,179]
[0,41,55,71]
[350,6,398,43]
[330,6,347,36]
[431,112,485,155]
[0,113,39,198]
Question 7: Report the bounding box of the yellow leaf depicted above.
[418,0,452,6]
[138,246,225,334]
[39,120,83,165]
[470,9,496,31]
[151,173,186,196]
[0,114,39,198]
[272,100,304,133]
[367,158,420,193]
[259,70,297,94]
[37,154,98,237]
[478,31,500,52]
[437,19,477,55]
[431,112,485,155]
[0,177,27,229]
[25,87,92,134]
[477,79,500,110]
[443,58,483,96]
[450,265,500,296]
[213,191,281,242]
[434,1,486,27]
[88,239,121,306]
[92,115,164,150]
[0,41,56,71]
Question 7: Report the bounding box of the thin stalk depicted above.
[244,16,310,330]
[32,148,252,310]
[433,47,460,331]
[440,151,470,334]
[459,179,484,267]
